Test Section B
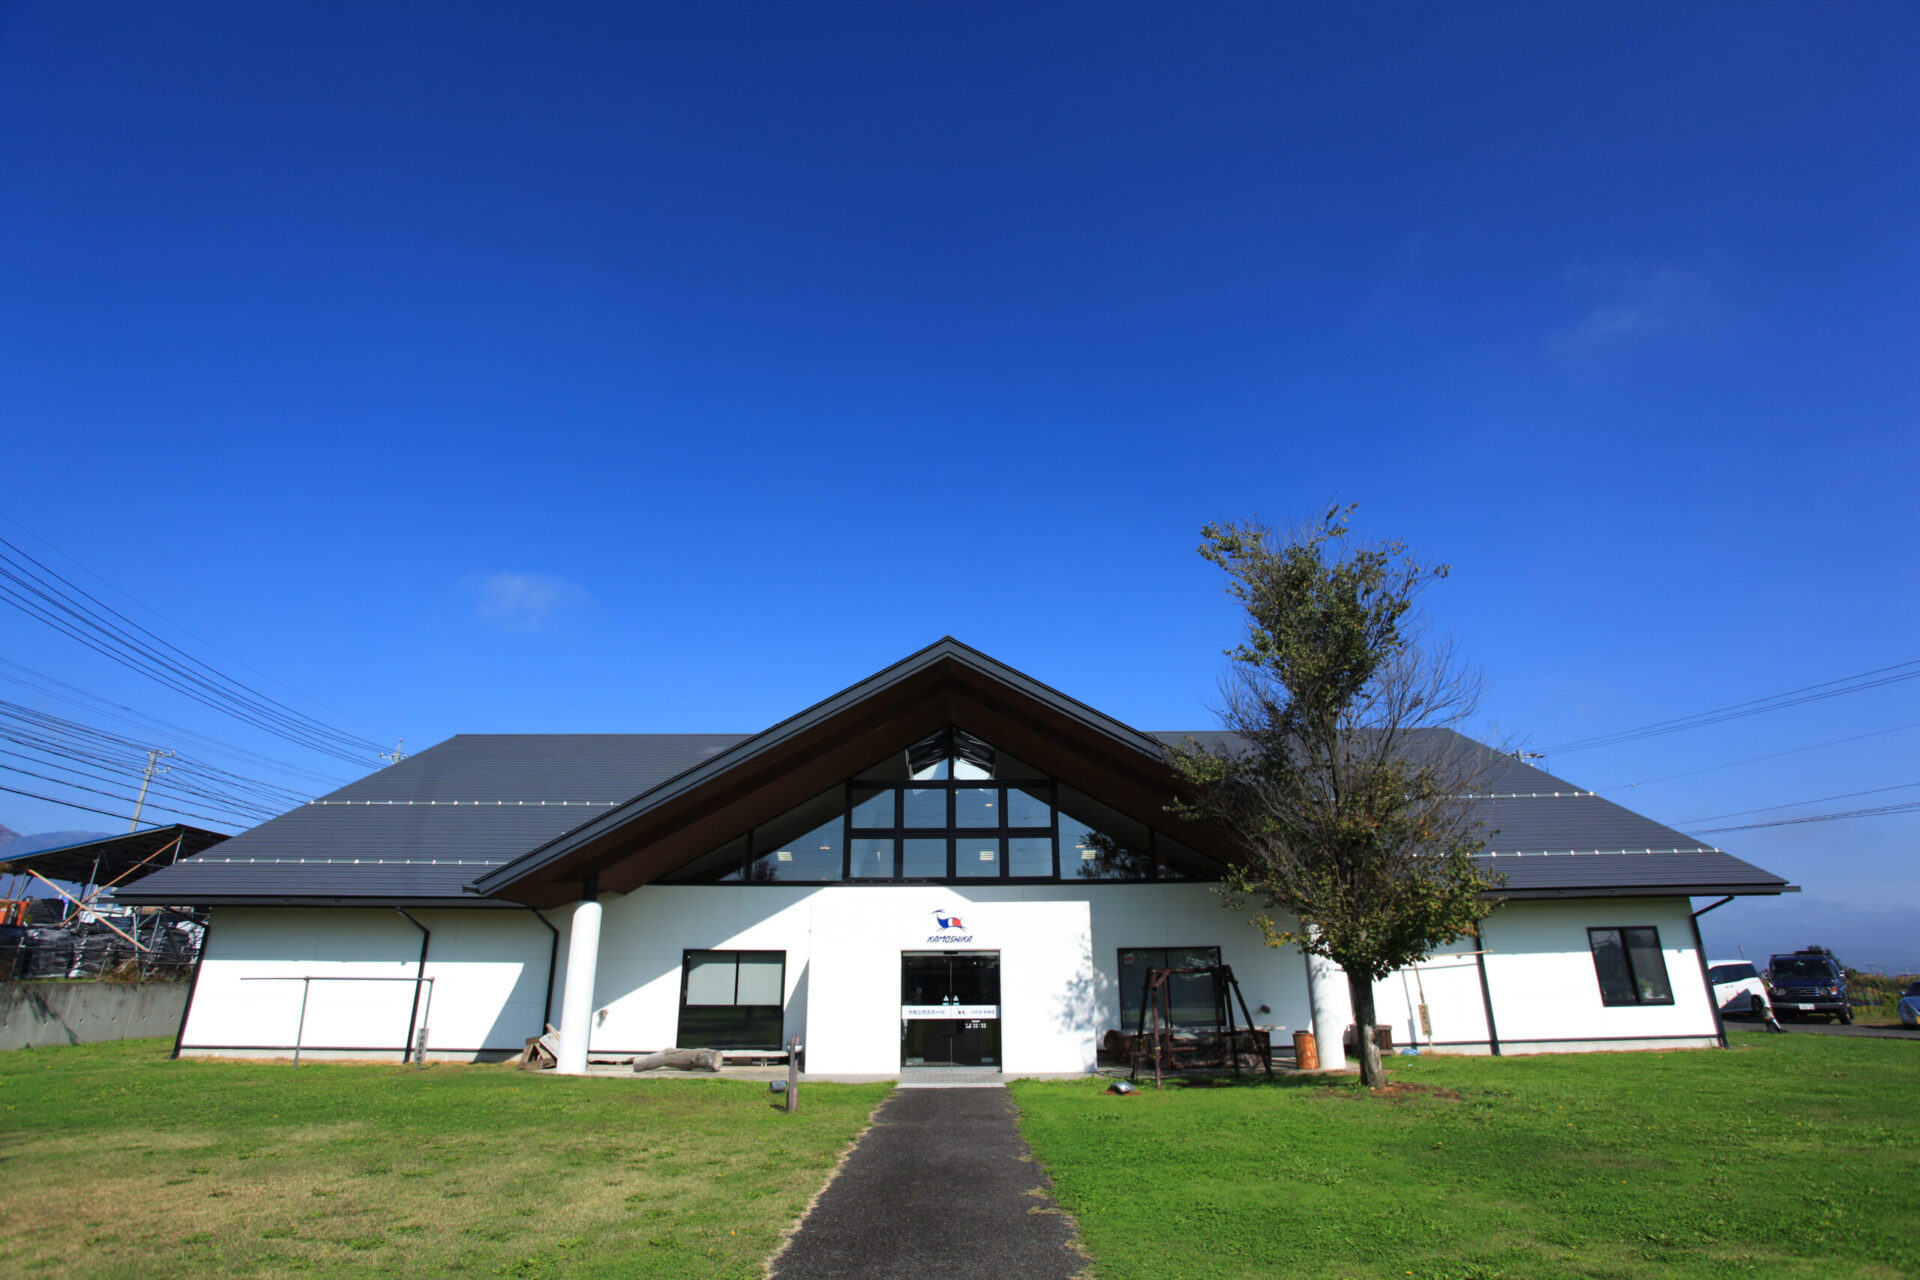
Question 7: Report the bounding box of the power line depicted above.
[0,747,281,823]
[0,535,386,763]
[0,783,179,828]
[1541,659,1920,755]
[0,511,393,741]
[0,702,312,808]
[0,657,349,787]
[1598,721,1920,792]
[1678,780,1920,826]
[0,761,245,829]
[1693,801,1920,835]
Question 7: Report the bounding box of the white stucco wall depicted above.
[180,889,1719,1067]
[554,882,1315,1073]
[179,906,552,1059]
[1473,896,1719,1052]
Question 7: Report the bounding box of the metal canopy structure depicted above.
[1,824,228,889]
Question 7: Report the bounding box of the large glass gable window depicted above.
[666,728,1221,885]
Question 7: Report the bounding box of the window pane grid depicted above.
[680,739,1212,883]
[1587,926,1675,1007]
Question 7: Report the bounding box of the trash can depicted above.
[1293,1029,1318,1071]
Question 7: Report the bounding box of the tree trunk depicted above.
[1347,971,1386,1087]
[631,1047,723,1073]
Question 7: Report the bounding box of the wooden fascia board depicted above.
[488,663,1231,905]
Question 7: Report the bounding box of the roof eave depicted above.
[1488,883,1799,900]
[111,891,521,909]
[469,637,1171,899]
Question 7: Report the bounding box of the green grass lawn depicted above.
[1012,1032,1918,1280]
[0,1039,889,1279]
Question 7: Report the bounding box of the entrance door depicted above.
[900,951,1001,1068]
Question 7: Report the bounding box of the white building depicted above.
[124,640,1795,1074]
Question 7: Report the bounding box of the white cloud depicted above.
[469,571,588,633]
[1552,262,1710,355]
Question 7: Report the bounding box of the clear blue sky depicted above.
[2,4,1915,967]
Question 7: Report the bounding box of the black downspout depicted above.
[1690,896,1735,1049]
[527,905,560,1032]
[1473,922,1502,1057]
[396,908,430,1064]
[170,911,211,1061]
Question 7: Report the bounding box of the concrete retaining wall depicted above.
[0,981,189,1050]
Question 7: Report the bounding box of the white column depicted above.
[556,896,603,1075]
[1305,950,1351,1071]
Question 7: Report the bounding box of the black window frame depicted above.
[676,949,787,1049]
[1586,926,1676,1007]
[671,729,1224,886]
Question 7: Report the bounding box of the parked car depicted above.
[1707,959,1770,1018]
[1898,981,1920,1030]
[1765,947,1851,1024]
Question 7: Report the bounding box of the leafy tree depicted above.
[1169,507,1498,1087]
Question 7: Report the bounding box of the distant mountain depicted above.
[0,823,17,845]
[0,830,115,862]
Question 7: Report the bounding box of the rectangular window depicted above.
[956,836,1001,878]
[902,787,948,828]
[850,786,896,828]
[677,950,786,1048]
[1007,835,1053,878]
[849,837,895,879]
[901,837,948,879]
[1587,927,1675,1007]
[954,787,999,827]
[1117,946,1223,1031]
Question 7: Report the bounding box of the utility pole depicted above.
[1511,749,1546,768]
[128,748,174,832]
[381,739,407,767]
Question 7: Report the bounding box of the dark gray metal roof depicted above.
[116,733,746,905]
[1161,729,1793,897]
[119,644,1793,905]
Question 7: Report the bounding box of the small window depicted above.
[677,950,785,1048]
[1707,963,1755,985]
[1588,927,1675,1007]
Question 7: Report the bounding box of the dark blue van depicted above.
[1764,947,1851,1024]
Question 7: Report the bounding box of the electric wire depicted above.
[1597,721,1920,792]
[0,510,392,741]
[0,700,313,827]
[0,748,282,823]
[1541,659,1920,755]
[0,702,311,806]
[0,783,178,828]
[1677,780,1920,826]
[0,657,349,787]
[0,761,245,829]
[1693,801,1920,835]
[0,535,386,763]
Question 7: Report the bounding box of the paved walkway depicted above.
[772,1088,1083,1280]
[1775,1021,1920,1040]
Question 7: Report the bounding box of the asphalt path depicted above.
[1779,1021,1920,1040]
[772,1088,1082,1280]
[1726,1014,1920,1040]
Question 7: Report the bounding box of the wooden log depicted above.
[631,1047,722,1073]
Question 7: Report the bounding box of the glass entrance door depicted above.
[900,951,1001,1068]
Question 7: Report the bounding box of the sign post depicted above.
[785,1034,802,1113]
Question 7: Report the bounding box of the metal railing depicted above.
[238,975,436,1067]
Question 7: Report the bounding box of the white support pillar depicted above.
[1305,949,1351,1072]
[556,889,603,1076]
